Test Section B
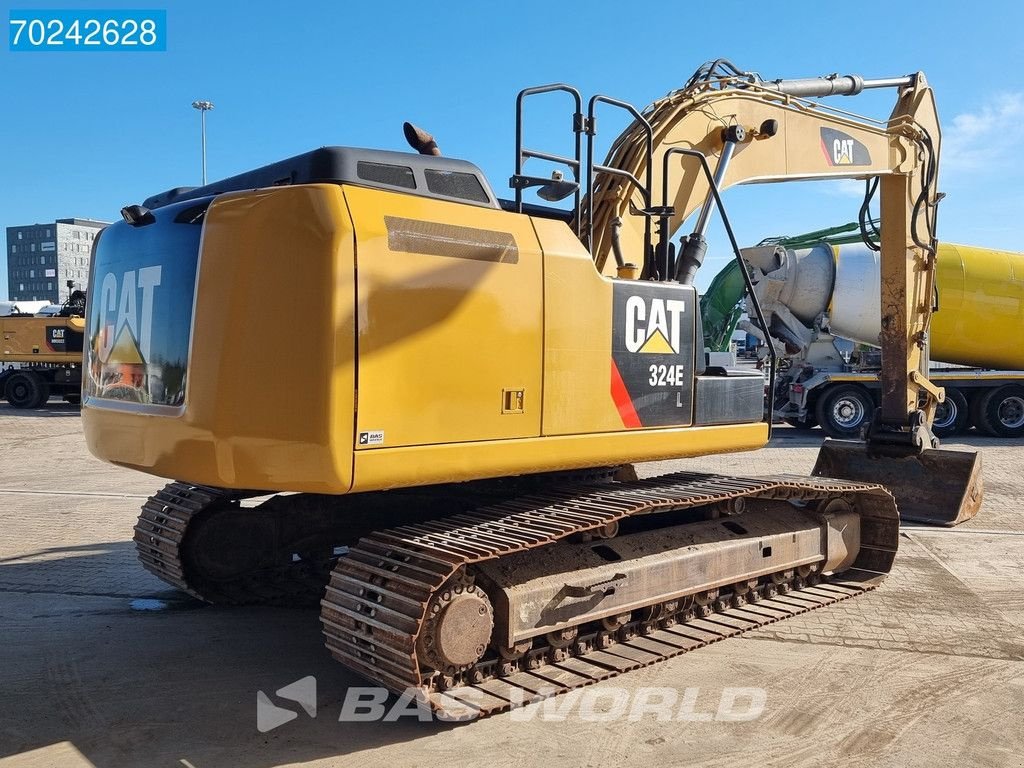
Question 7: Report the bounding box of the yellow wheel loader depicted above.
[82,60,981,718]
[1,291,87,408]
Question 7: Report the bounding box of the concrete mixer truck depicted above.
[709,231,1024,439]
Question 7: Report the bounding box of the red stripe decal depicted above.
[820,137,833,166]
[610,358,642,428]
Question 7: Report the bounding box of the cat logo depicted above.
[96,266,162,365]
[820,127,871,167]
[833,138,855,165]
[47,326,67,352]
[624,295,686,355]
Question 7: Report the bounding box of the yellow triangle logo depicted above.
[109,325,145,365]
[638,329,675,354]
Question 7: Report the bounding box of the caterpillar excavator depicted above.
[82,60,982,719]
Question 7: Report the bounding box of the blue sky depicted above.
[2,0,1023,299]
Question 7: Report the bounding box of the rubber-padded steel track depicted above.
[320,471,897,719]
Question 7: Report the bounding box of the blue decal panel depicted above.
[85,200,206,408]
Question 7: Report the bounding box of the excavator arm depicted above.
[582,63,980,524]
[589,69,938,432]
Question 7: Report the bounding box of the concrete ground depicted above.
[1,403,1023,768]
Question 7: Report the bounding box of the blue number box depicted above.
[9,9,167,51]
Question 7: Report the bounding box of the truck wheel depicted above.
[814,385,874,439]
[4,372,46,409]
[932,388,968,437]
[977,385,1024,438]
[969,391,995,436]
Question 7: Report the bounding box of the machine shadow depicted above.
[0,401,80,418]
[0,541,457,766]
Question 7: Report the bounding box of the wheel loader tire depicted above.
[815,384,874,439]
[5,371,46,409]
[977,384,1024,438]
[33,378,51,408]
[932,388,969,438]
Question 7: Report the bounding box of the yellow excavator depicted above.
[82,60,981,718]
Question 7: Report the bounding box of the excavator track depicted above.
[320,471,898,720]
[134,469,624,606]
[134,483,227,601]
[134,483,334,605]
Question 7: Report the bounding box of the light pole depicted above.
[191,100,214,185]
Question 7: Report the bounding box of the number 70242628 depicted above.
[9,10,166,51]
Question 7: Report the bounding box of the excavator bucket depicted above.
[812,439,983,526]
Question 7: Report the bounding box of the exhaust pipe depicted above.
[403,122,441,156]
